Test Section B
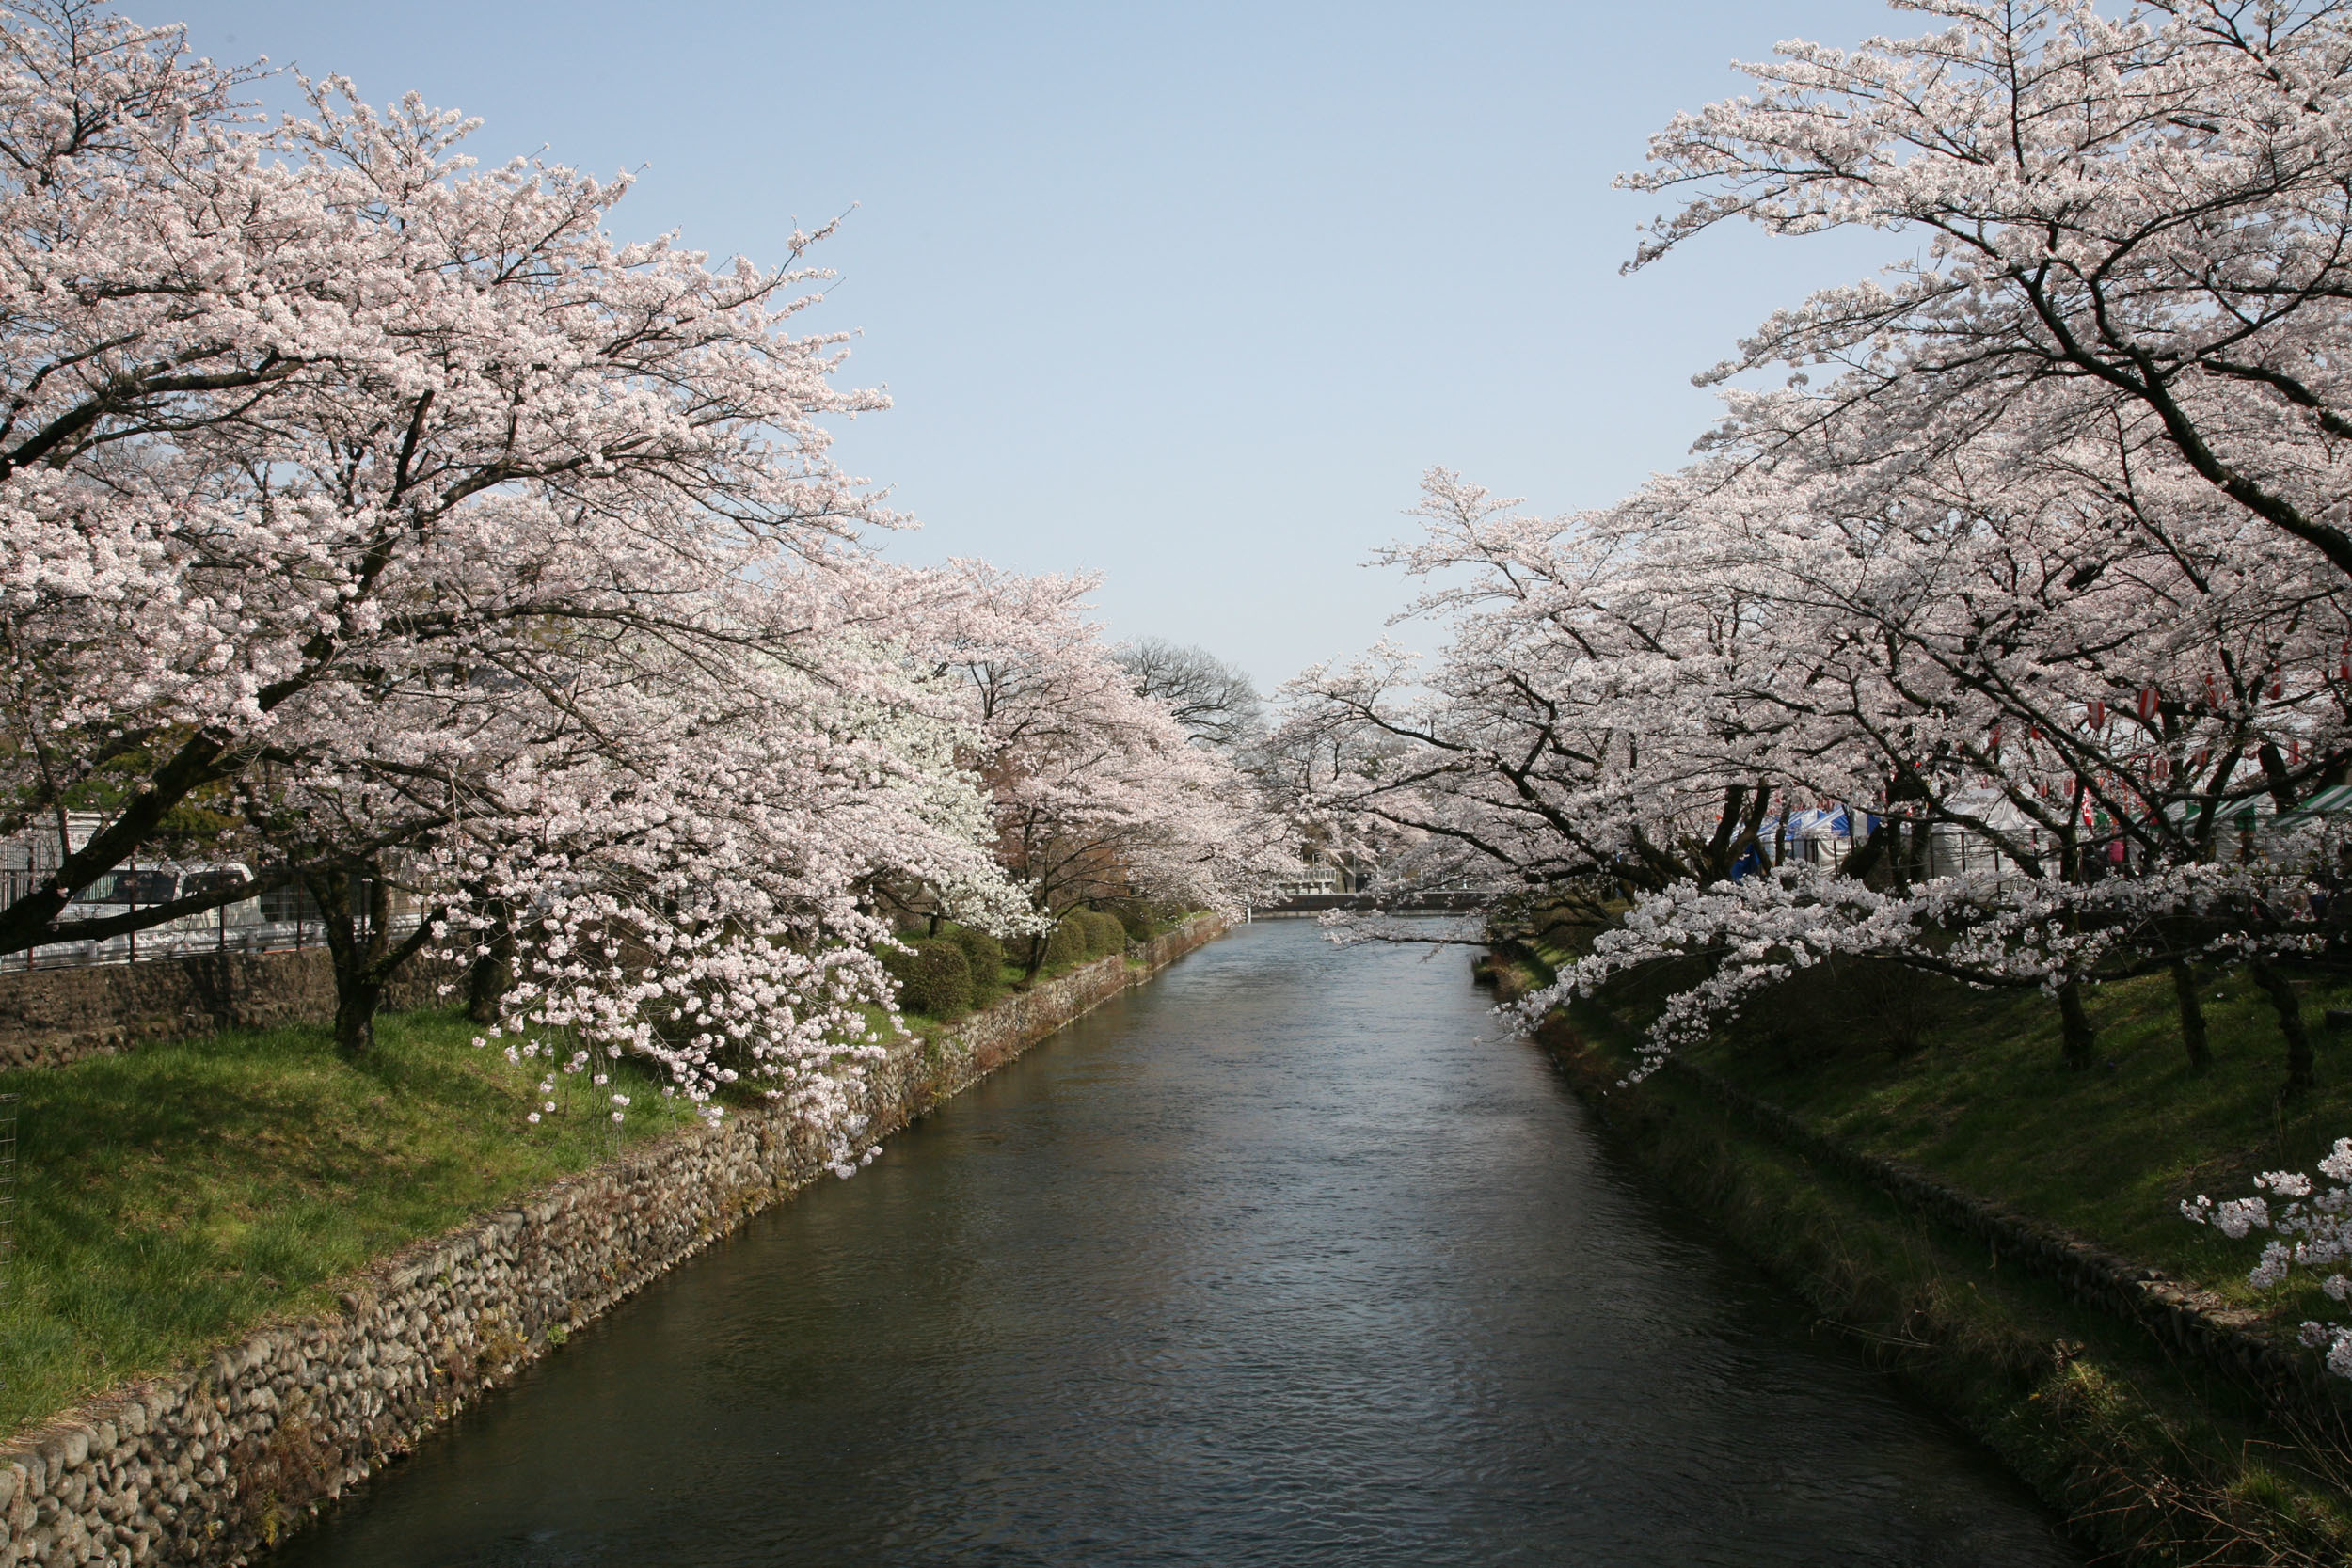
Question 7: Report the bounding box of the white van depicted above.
[64,862,264,938]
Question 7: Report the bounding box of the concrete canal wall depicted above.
[0,916,1225,1567]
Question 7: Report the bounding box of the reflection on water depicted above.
[268,920,2080,1567]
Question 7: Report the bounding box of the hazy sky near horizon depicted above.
[164,0,1913,690]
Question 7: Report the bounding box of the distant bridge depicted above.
[1249,889,1496,917]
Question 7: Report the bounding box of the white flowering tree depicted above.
[1243,0,2352,1379]
[1271,470,1802,942]
[914,562,1283,964]
[1622,0,2352,585]
[0,3,885,961]
[430,600,1033,1167]
[0,5,1287,1180]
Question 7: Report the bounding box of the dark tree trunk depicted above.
[307,863,436,1059]
[2170,959,2212,1072]
[2252,959,2315,1095]
[467,904,515,1025]
[306,867,375,1058]
[1840,816,1895,885]
[334,975,387,1056]
[2058,979,2096,1069]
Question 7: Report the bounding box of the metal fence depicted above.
[3,813,421,971]
[4,905,420,973]
[1,815,387,972]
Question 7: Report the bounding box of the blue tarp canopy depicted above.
[1748,807,1854,841]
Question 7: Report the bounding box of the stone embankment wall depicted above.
[0,951,465,1071]
[0,916,1225,1568]
[1521,984,2344,1425]
[1642,1048,2341,1419]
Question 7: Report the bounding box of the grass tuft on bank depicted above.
[0,1009,691,1439]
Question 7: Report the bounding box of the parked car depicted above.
[64,862,263,935]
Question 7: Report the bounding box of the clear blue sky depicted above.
[165,0,1907,690]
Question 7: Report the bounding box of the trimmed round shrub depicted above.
[945,924,1006,1002]
[881,939,973,1019]
[1043,913,1090,970]
[1106,900,1155,942]
[1080,908,1127,957]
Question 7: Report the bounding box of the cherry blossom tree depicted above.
[1272,470,1806,943]
[1598,0,2352,1371]
[1613,425,2352,1072]
[0,2,1282,1184]
[1623,0,2352,584]
[431,606,1032,1159]
[0,4,887,960]
[1293,429,2352,1081]
[915,562,1281,969]
[1306,0,2352,1087]
[1251,0,2352,1374]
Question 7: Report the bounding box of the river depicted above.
[266,918,2080,1566]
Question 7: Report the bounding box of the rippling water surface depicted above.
[270,920,2080,1567]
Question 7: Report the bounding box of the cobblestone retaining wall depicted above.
[1529,997,2345,1425]
[0,951,465,1071]
[1651,1051,2343,1416]
[0,917,1225,1567]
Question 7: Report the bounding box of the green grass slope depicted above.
[1677,964,2352,1329]
[0,1009,691,1438]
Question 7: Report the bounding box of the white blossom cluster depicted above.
[1524,850,2339,1080]
[2185,1141,2352,1376]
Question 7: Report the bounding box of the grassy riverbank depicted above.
[0,1009,695,1438]
[0,921,1183,1444]
[1508,942,2352,1323]
[1692,964,2352,1323]
[1499,940,2352,1564]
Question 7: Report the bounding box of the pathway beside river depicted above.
[267,920,2079,1566]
